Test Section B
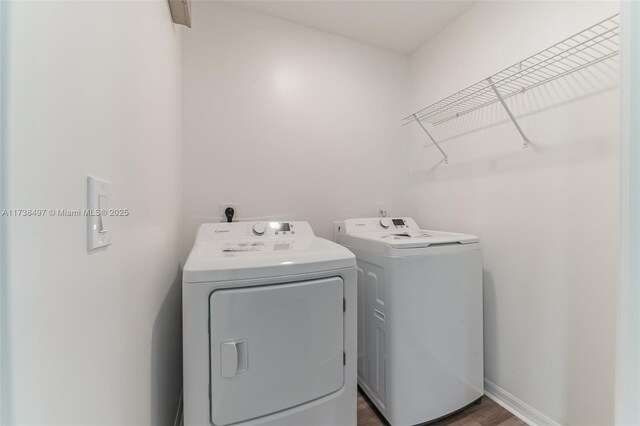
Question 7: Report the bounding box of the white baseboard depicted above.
[484,379,561,426]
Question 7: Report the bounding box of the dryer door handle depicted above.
[221,340,248,378]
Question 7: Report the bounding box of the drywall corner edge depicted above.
[616,1,640,425]
[0,0,9,423]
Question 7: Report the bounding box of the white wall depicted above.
[181,2,413,253]
[617,2,640,424]
[408,2,620,425]
[0,0,6,418]
[2,1,183,424]
[0,1,624,425]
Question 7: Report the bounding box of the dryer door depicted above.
[209,277,345,426]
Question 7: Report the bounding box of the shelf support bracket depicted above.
[487,77,529,148]
[413,114,448,164]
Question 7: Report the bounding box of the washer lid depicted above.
[184,222,355,283]
[354,229,478,248]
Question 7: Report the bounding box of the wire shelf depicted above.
[403,14,620,129]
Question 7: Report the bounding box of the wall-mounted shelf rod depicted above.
[414,114,448,164]
[487,77,530,148]
[403,13,620,161]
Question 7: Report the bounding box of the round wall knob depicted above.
[380,219,390,229]
[252,223,266,236]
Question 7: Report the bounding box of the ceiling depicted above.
[226,1,475,55]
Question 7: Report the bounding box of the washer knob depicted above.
[380,219,390,229]
[252,223,266,236]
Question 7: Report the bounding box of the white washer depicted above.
[183,221,357,426]
[338,217,484,426]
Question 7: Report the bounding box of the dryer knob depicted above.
[380,219,390,229]
[252,223,266,236]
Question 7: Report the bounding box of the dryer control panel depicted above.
[342,217,420,234]
[195,221,314,242]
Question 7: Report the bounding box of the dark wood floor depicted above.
[357,391,527,426]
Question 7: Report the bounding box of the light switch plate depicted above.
[87,176,112,251]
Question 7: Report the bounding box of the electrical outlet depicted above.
[333,221,344,242]
[219,203,238,222]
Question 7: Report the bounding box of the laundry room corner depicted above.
[406,2,621,425]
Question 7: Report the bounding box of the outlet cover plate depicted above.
[219,203,238,222]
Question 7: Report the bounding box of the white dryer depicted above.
[338,217,483,426]
[183,221,357,426]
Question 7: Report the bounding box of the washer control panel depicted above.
[266,221,294,236]
[343,217,420,234]
[379,218,411,229]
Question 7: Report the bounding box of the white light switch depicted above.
[87,176,112,251]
